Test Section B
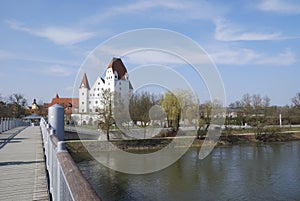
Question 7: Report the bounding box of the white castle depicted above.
[75,57,133,125]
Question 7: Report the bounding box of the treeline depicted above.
[0,93,27,118]
[125,91,300,132]
[227,93,300,126]
[128,90,200,131]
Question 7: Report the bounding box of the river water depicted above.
[76,141,300,201]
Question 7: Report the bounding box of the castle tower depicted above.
[77,58,133,116]
[79,73,90,113]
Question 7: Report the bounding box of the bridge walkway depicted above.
[0,126,49,201]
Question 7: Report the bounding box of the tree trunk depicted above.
[106,129,110,141]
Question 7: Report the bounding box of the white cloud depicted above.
[0,48,80,67]
[6,20,96,46]
[0,49,15,60]
[210,46,296,66]
[214,18,281,41]
[82,0,226,25]
[124,49,212,66]
[46,65,75,76]
[258,0,300,14]
[63,86,74,93]
[256,48,296,65]
[211,48,261,65]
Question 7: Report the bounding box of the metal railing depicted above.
[40,104,101,201]
[0,118,28,133]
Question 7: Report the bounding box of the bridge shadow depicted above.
[0,127,27,149]
[0,160,44,167]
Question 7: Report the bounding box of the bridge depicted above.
[0,104,102,201]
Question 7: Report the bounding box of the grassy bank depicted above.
[66,131,300,156]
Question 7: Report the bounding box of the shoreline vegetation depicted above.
[66,130,300,156]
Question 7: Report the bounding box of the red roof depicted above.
[49,95,79,114]
[80,73,90,89]
[107,57,128,80]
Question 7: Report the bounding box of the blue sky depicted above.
[0,0,299,106]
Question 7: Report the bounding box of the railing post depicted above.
[49,129,54,195]
[7,118,11,130]
[5,118,8,131]
[57,141,66,201]
[0,118,2,133]
[12,118,15,129]
[48,104,64,141]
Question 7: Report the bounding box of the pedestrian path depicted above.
[0,126,49,201]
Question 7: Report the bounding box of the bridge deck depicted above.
[0,126,49,201]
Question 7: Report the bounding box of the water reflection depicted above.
[77,141,300,201]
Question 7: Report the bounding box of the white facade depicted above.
[78,58,133,116]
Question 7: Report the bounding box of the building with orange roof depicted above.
[49,93,79,115]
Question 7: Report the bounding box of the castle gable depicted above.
[107,57,128,80]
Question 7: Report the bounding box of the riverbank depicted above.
[219,131,300,145]
[66,131,300,154]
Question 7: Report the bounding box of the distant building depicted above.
[48,93,79,115]
[25,99,42,115]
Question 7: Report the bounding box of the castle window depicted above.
[97,88,99,91]
[82,109,84,112]
[89,101,91,104]
[89,109,92,112]
[82,93,84,95]
[98,82,100,85]
[95,101,98,104]
[97,94,99,96]
[119,82,121,85]
[119,87,121,90]
[82,102,84,105]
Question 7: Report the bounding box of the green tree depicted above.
[97,89,114,141]
[176,89,199,126]
[160,91,181,131]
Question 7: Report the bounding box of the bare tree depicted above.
[291,93,300,124]
[292,93,300,108]
[129,91,157,127]
[97,89,114,141]
[241,93,252,125]
[197,101,212,139]
[8,93,27,118]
